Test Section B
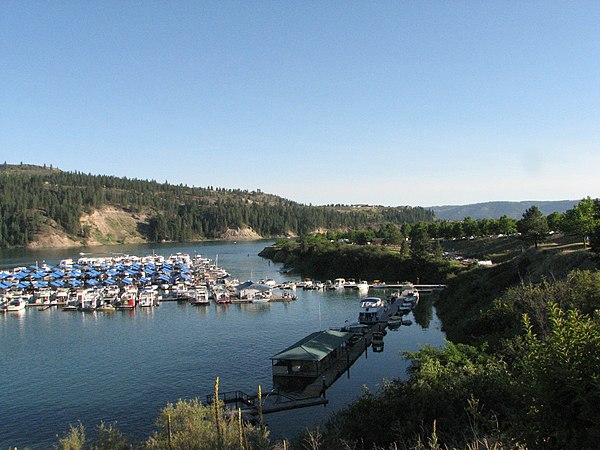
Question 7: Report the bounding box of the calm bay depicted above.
[0,240,445,449]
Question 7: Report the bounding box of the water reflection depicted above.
[413,293,435,329]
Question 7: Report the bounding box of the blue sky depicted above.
[2,1,599,206]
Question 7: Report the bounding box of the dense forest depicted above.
[0,163,433,248]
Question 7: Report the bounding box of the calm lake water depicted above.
[0,240,446,449]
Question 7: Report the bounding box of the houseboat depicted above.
[138,287,158,307]
[189,288,210,306]
[358,297,387,324]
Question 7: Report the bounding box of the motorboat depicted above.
[333,278,346,290]
[62,292,80,311]
[6,296,27,312]
[358,297,387,324]
[356,280,369,292]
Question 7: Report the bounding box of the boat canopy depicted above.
[235,281,272,292]
[271,330,352,362]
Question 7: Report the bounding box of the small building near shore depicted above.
[271,329,352,379]
[235,281,272,299]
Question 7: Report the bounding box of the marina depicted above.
[0,240,446,449]
[0,251,301,312]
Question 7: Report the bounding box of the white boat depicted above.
[0,292,10,311]
[62,291,80,311]
[35,288,53,305]
[333,278,346,290]
[6,297,27,311]
[214,289,231,304]
[78,288,101,312]
[138,287,158,307]
[358,297,387,324]
[96,299,116,312]
[189,288,210,306]
[356,280,369,292]
[54,288,70,305]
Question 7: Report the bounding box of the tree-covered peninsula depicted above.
[0,163,433,248]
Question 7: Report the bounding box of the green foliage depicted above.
[410,222,432,260]
[314,342,514,449]
[55,422,87,450]
[517,206,549,249]
[143,397,270,450]
[560,197,598,247]
[546,211,563,231]
[514,305,600,449]
[55,421,129,450]
[261,236,463,283]
[94,422,130,449]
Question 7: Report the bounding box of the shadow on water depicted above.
[413,292,435,329]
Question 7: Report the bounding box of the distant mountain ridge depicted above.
[429,200,580,220]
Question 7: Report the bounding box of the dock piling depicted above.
[347,352,350,378]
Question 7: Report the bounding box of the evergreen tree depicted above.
[517,205,549,249]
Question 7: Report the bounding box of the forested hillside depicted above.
[0,164,433,248]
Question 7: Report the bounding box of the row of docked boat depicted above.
[352,285,419,327]
[296,278,370,292]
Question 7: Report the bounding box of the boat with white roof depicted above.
[358,297,387,324]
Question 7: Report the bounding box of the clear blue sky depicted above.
[2,1,599,206]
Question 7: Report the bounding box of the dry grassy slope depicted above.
[79,206,149,245]
[27,206,267,248]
